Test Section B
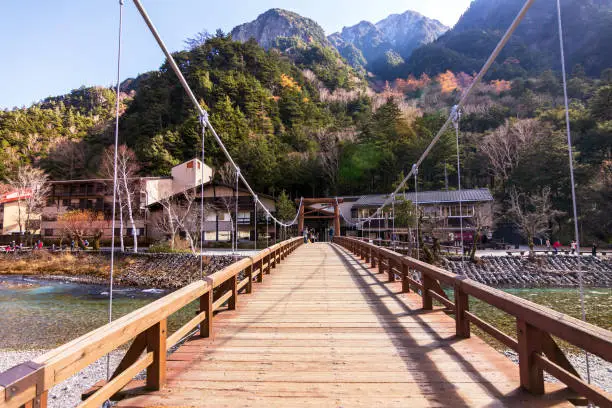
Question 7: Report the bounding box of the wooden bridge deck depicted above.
[117,243,572,407]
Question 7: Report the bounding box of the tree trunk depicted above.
[122,177,138,253]
[119,198,125,252]
[470,231,481,262]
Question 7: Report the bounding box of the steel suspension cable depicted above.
[254,196,257,250]
[105,1,124,399]
[354,0,537,227]
[234,169,239,254]
[391,194,395,250]
[132,0,301,229]
[452,106,465,267]
[556,0,591,388]
[199,117,206,278]
[413,164,420,262]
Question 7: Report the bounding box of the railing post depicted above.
[401,262,410,293]
[378,253,384,274]
[517,319,544,395]
[200,289,213,338]
[246,263,253,294]
[271,249,277,269]
[265,253,271,274]
[388,259,395,282]
[256,260,263,283]
[371,248,377,268]
[228,275,238,310]
[422,273,433,310]
[146,318,167,390]
[454,283,470,338]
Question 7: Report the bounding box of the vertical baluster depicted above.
[146,319,167,390]
[200,289,213,338]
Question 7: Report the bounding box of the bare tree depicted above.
[101,145,140,252]
[481,119,544,183]
[469,205,495,262]
[8,165,50,242]
[181,199,215,255]
[507,186,563,256]
[314,130,340,193]
[47,138,87,179]
[215,163,238,250]
[154,192,196,251]
[59,210,107,249]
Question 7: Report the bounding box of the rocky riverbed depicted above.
[444,255,612,287]
[0,251,241,289]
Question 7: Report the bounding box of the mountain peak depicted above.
[328,9,448,75]
[230,8,329,49]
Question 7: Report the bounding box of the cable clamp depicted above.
[412,164,418,175]
[451,105,461,129]
[199,111,209,128]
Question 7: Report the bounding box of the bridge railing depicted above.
[334,236,612,406]
[0,237,303,408]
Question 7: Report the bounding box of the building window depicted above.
[62,199,71,207]
[237,211,250,224]
[44,229,54,236]
[46,197,55,206]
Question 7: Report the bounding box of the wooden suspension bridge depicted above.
[0,238,611,407]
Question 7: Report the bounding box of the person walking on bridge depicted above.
[303,227,308,244]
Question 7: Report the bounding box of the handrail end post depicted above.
[517,319,544,395]
[454,284,470,338]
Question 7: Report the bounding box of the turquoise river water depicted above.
[0,275,610,350]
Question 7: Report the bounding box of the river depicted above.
[0,275,610,351]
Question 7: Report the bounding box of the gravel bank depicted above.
[503,349,612,393]
[0,349,125,408]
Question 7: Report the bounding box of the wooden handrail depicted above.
[0,237,303,408]
[334,236,612,406]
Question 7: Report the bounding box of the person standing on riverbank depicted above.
[570,240,577,254]
[546,239,551,252]
[592,242,597,256]
[553,240,561,254]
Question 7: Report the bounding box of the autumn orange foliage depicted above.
[280,73,302,92]
[436,70,459,93]
[490,79,512,93]
[394,73,431,93]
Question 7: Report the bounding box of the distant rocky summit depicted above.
[230,8,331,50]
[329,11,448,73]
[230,8,448,77]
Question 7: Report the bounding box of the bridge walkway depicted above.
[117,243,571,407]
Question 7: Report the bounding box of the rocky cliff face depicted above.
[329,10,448,72]
[230,8,330,49]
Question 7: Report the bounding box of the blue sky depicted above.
[0,0,472,109]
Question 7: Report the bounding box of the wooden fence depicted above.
[0,237,303,408]
[334,236,612,406]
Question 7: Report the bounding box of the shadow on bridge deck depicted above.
[115,243,573,407]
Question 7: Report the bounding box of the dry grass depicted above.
[0,252,111,278]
